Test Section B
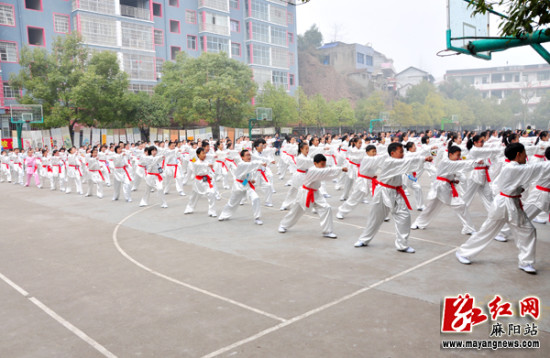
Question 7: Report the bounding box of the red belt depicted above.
[500,192,523,210]
[329,154,337,165]
[216,160,228,171]
[536,185,550,220]
[116,166,132,181]
[378,182,412,210]
[286,153,296,165]
[505,159,511,163]
[437,176,458,198]
[349,161,360,168]
[42,165,53,173]
[166,164,178,178]
[302,185,317,208]
[297,169,307,173]
[56,165,63,173]
[358,174,378,196]
[236,179,255,190]
[69,164,82,177]
[3,163,9,170]
[534,154,545,160]
[258,169,268,182]
[196,175,212,188]
[226,158,237,167]
[99,160,111,173]
[474,166,491,182]
[148,172,163,182]
[89,169,105,181]
[412,172,417,178]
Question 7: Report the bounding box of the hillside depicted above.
[298,51,366,104]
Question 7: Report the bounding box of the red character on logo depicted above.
[488,295,513,320]
[519,297,540,319]
[441,294,488,332]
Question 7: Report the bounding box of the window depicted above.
[247,0,268,21]
[249,22,269,42]
[0,41,18,62]
[201,36,229,53]
[231,42,241,57]
[3,82,17,98]
[53,14,70,34]
[169,0,179,6]
[0,4,15,26]
[287,11,294,25]
[156,58,164,77]
[357,52,365,64]
[537,71,550,81]
[199,0,229,12]
[123,53,155,81]
[271,47,288,68]
[271,27,286,46]
[154,29,164,46]
[79,13,117,47]
[153,3,162,17]
[252,44,270,65]
[365,55,373,66]
[170,20,180,33]
[201,12,229,36]
[230,0,239,9]
[289,74,295,86]
[230,19,240,32]
[187,35,197,50]
[272,70,288,87]
[27,27,45,46]
[287,32,294,44]
[122,22,153,50]
[186,10,196,24]
[25,0,42,11]
[270,6,286,26]
[170,46,181,60]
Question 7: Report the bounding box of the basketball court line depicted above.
[0,272,117,358]
[112,204,287,323]
[113,198,459,358]
[201,247,458,358]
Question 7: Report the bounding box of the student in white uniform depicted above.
[111,145,133,202]
[354,142,433,253]
[218,149,266,225]
[411,145,480,235]
[65,147,83,195]
[456,143,550,274]
[280,141,313,211]
[184,147,217,216]
[251,138,275,207]
[403,142,426,211]
[85,147,105,198]
[336,145,385,219]
[278,154,348,238]
[0,150,11,183]
[139,145,167,208]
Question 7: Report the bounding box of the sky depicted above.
[295,0,547,80]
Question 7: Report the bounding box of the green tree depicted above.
[156,52,257,129]
[404,81,437,105]
[72,51,129,127]
[355,91,386,125]
[302,94,332,128]
[391,101,414,127]
[329,98,356,129]
[298,24,323,51]
[499,92,524,128]
[10,33,88,133]
[532,90,550,128]
[255,82,298,128]
[122,91,170,138]
[469,0,550,36]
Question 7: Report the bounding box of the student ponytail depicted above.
[466,134,482,151]
[535,131,548,145]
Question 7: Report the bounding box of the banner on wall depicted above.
[12,130,18,149]
[120,128,127,143]
[281,127,292,134]
[41,130,51,148]
[82,128,91,146]
[61,126,72,148]
[91,128,101,146]
[73,129,80,148]
[101,129,107,145]
[133,128,141,142]
[107,129,114,145]
[170,129,178,142]
[1,138,13,149]
[52,128,63,148]
[179,130,186,141]
[149,128,157,142]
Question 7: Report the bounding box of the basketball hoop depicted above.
[437,49,462,57]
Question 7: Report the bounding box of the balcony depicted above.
[120,4,150,20]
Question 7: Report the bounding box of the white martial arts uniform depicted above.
[412,157,478,234]
[184,159,217,216]
[355,155,427,251]
[251,150,274,206]
[280,154,313,210]
[462,146,503,212]
[111,152,133,202]
[65,152,83,194]
[139,154,167,207]
[279,166,343,236]
[457,160,550,267]
[218,160,264,222]
[85,156,105,198]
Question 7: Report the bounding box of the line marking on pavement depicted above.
[0,272,116,358]
[113,204,287,323]
[201,247,458,358]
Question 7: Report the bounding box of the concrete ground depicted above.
[0,166,548,357]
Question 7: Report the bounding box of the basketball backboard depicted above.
[256,107,273,121]
[446,0,491,59]
[9,104,44,124]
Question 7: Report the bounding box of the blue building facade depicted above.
[0,0,299,137]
